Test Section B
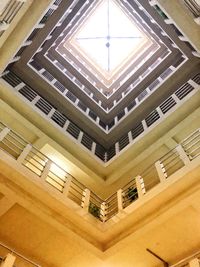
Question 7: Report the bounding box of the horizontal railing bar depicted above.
[48,171,66,182]
[0,241,40,266]
[47,175,65,187]
[68,192,82,203]
[183,139,200,151]
[25,156,46,168]
[69,186,83,196]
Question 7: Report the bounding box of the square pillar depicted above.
[41,159,52,182]
[155,160,167,182]
[117,189,124,211]
[189,258,200,267]
[81,189,90,212]
[0,128,10,142]
[135,175,146,197]
[0,254,16,267]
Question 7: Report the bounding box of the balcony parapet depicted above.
[183,0,200,25]
[0,121,200,224]
[0,0,25,38]
[28,56,186,133]
[1,71,200,162]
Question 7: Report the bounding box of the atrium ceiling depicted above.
[2,0,200,161]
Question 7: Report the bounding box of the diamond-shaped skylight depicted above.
[67,0,149,79]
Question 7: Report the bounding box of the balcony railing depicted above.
[0,242,40,267]
[29,57,186,133]
[1,121,200,223]
[183,0,200,19]
[0,0,24,37]
[1,71,200,162]
[171,254,200,267]
[0,0,24,24]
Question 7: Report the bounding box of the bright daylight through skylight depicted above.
[74,0,144,73]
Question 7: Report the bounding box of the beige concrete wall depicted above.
[157,0,200,51]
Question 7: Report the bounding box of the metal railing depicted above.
[0,0,24,24]
[1,122,200,223]
[0,241,40,267]
[122,178,139,208]
[183,0,200,18]
[1,71,199,162]
[181,129,200,160]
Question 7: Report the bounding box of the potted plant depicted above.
[89,202,100,218]
[127,187,138,202]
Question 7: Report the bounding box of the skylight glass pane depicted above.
[109,1,141,38]
[109,38,143,70]
[77,39,109,71]
[76,1,108,39]
[72,0,146,76]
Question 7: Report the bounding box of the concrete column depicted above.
[192,51,200,58]
[135,175,145,197]
[189,258,199,267]
[86,108,90,115]
[172,93,180,103]
[78,131,83,143]
[15,82,25,91]
[63,120,70,130]
[0,253,16,267]
[149,0,158,6]
[115,142,120,154]
[91,142,96,154]
[117,189,124,211]
[31,95,40,105]
[128,131,133,143]
[41,159,52,182]
[0,127,10,141]
[188,79,200,89]
[47,108,55,119]
[63,174,72,196]
[100,202,107,222]
[0,22,9,31]
[17,143,32,164]
[156,107,164,118]
[194,17,200,25]
[142,119,148,130]
[176,144,190,165]
[9,56,20,63]
[155,160,167,182]
[81,189,90,212]
[135,97,139,105]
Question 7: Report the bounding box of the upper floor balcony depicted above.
[0,118,200,264]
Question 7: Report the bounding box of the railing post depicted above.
[117,189,124,211]
[135,175,146,197]
[15,82,25,91]
[62,174,72,196]
[0,253,16,267]
[100,202,107,222]
[17,144,32,164]
[0,22,9,31]
[41,159,52,182]
[176,144,190,165]
[155,160,167,182]
[81,188,90,212]
[189,258,199,267]
[0,128,10,141]
[188,79,199,89]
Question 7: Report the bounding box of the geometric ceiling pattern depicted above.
[2,0,200,162]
